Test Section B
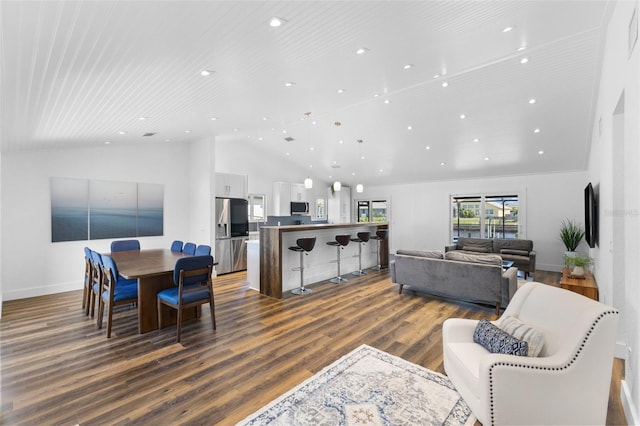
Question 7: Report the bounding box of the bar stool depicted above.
[288,237,316,295]
[370,229,389,270]
[351,232,370,276]
[327,234,351,283]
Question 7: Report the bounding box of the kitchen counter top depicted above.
[260,222,387,231]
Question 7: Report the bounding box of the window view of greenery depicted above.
[248,194,265,222]
[371,200,388,222]
[451,195,519,242]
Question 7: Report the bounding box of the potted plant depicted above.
[560,219,585,265]
[563,253,593,277]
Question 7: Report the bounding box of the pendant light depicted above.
[333,181,342,191]
[303,112,313,188]
[356,139,364,192]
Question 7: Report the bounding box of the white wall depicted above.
[587,1,640,423]
[1,142,194,300]
[363,170,588,272]
[214,140,331,212]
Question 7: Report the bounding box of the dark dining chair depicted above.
[183,242,196,255]
[195,244,211,256]
[97,255,139,338]
[110,239,140,252]
[157,255,216,342]
[170,240,184,252]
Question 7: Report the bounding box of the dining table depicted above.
[109,248,197,334]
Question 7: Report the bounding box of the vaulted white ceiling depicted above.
[0,1,610,186]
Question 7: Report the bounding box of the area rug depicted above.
[237,344,476,426]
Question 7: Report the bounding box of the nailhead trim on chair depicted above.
[487,310,619,425]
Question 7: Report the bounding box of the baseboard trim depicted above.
[621,379,639,426]
[3,282,79,301]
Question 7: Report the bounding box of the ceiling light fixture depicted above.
[104,141,111,145]
[118,131,127,135]
[529,98,536,104]
[534,128,541,133]
[355,139,364,193]
[502,26,514,33]
[356,47,369,55]
[433,74,440,79]
[473,138,479,143]
[403,64,413,70]
[200,70,214,76]
[440,162,446,166]
[407,125,413,130]
[538,150,544,155]
[269,17,287,27]
[426,146,430,150]
[210,117,218,121]
[384,99,390,104]
[284,81,295,87]
[517,45,527,51]
[520,57,529,64]
[333,181,342,192]
[442,82,449,88]
[337,89,345,94]
[460,113,466,119]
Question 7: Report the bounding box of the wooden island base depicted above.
[259,222,388,298]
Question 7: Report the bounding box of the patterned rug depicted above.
[237,344,476,426]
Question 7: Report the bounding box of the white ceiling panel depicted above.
[0,0,611,185]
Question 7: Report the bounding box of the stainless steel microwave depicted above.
[290,201,310,215]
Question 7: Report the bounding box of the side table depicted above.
[559,268,599,301]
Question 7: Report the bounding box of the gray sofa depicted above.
[390,249,518,312]
[445,237,536,278]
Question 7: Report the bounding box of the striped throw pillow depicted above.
[499,316,546,357]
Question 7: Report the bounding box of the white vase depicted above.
[564,251,578,267]
[572,266,585,277]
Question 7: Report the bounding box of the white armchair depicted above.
[443,281,619,425]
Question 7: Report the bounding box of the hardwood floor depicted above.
[0,269,626,425]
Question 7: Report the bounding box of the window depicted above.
[316,198,326,219]
[371,200,388,222]
[451,194,519,241]
[248,194,266,222]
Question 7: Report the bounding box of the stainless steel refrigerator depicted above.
[215,197,249,274]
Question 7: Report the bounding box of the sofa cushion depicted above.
[493,238,533,253]
[500,248,530,256]
[498,316,545,357]
[396,249,443,259]
[473,318,528,356]
[444,251,502,266]
[463,245,490,253]
[457,238,493,252]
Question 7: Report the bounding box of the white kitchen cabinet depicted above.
[272,181,291,216]
[216,173,247,198]
[327,186,351,223]
[290,183,307,202]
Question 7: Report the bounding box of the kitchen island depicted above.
[258,222,388,298]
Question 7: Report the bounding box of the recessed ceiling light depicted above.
[210,117,218,121]
[138,116,148,120]
[384,99,390,104]
[282,129,287,134]
[520,57,529,64]
[185,130,191,133]
[403,64,413,70]
[407,125,413,130]
[433,74,440,79]
[425,146,430,150]
[484,157,490,161]
[379,168,383,172]
[538,150,544,155]
[233,128,239,132]
[473,138,479,143]
[118,131,127,135]
[502,26,514,33]
[312,120,317,125]
[258,137,263,141]
[284,82,295,87]
[337,89,345,94]
[356,47,369,55]
[262,116,269,120]
[269,17,287,27]
[104,141,111,145]
[529,98,536,104]
[339,140,344,144]
[373,93,381,98]
[517,45,527,51]
[534,128,541,133]
[310,147,314,151]
[361,155,365,160]
[460,113,466,119]
[286,152,290,156]
[441,82,449,88]
[352,172,356,176]
[440,162,446,166]
[200,70,215,76]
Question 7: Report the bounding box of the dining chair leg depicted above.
[97,298,104,329]
[106,302,114,338]
[176,306,183,343]
[209,302,216,330]
[157,300,163,331]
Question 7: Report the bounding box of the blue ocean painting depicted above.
[137,183,163,236]
[90,207,138,240]
[51,206,89,242]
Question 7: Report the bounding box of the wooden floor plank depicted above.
[0,269,626,425]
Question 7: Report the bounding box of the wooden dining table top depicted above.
[109,249,191,279]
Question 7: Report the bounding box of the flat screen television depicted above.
[585,182,598,248]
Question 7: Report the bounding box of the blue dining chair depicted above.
[83,247,93,314]
[97,254,139,338]
[88,249,104,317]
[110,239,140,252]
[170,240,183,252]
[182,242,196,255]
[156,255,216,342]
[195,244,211,256]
